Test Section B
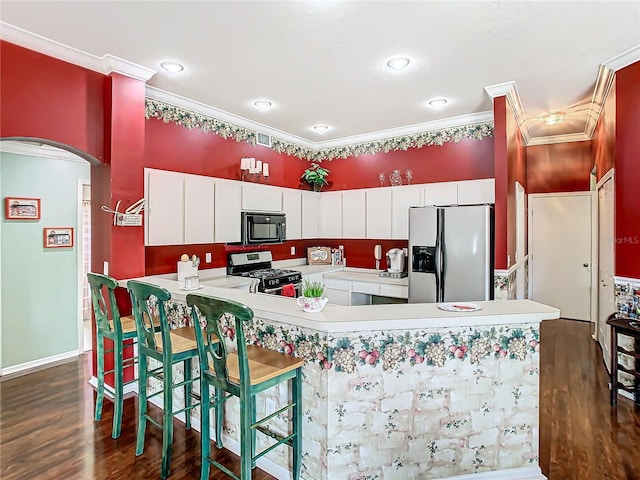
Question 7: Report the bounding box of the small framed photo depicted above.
[5,197,41,220]
[43,227,74,249]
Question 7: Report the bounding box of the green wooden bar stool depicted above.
[87,272,137,439]
[186,293,304,480]
[128,280,200,480]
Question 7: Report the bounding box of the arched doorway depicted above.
[0,137,101,375]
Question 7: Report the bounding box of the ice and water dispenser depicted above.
[412,246,437,274]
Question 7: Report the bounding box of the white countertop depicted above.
[118,274,559,333]
[324,269,408,286]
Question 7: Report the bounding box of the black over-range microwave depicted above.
[241,212,286,245]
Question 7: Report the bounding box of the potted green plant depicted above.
[301,162,330,191]
[297,279,328,313]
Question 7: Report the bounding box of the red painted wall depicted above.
[527,141,594,194]
[324,138,494,190]
[0,41,105,160]
[593,79,616,181]
[145,118,309,187]
[506,100,527,267]
[493,97,508,269]
[615,60,640,278]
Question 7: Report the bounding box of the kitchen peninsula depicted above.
[120,272,557,480]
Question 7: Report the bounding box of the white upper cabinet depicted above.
[214,179,242,243]
[391,185,421,239]
[241,183,282,212]
[366,188,392,239]
[319,191,342,238]
[423,182,458,206]
[184,173,215,244]
[145,169,184,246]
[457,178,495,205]
[282,189,302,240]
[301,191,320,239]
[342,190,366,238]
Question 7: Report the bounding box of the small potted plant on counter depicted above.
[301,162,330,191]
[297,279,328,313]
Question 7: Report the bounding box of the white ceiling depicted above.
[1,1,639,146]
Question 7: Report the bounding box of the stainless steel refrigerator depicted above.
[408,205,494,303]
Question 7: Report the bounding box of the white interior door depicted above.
[597,174,615,372]
[529,193,593,320]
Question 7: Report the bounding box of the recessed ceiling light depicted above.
[160,61,184,73]
[428,98,448,109]
[386,57,411,70]
[253,100,273,111]
[313,124,330,133]
[544,113,565,126]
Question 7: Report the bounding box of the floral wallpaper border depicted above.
[145,98,494,162]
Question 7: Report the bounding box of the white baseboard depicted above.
[87,376,138,399]
[146,395,291,480]
[434,466,546,480]
[1,350,79,376]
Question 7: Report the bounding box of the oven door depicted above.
[241,212,286,245]
[262,282,301,297]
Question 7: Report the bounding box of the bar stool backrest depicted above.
[87,272,122,336]
[127,280,172,355]
[186,294,253,391]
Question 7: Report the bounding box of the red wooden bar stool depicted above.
[186,293,304,480]
[87,272,137,439]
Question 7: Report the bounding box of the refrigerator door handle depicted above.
[435,208,445,302]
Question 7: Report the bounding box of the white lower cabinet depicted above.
[325,278,350,306]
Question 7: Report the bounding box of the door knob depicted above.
[583,263,589,267]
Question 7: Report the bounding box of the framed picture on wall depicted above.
[43,227,74,248]
[4,197,41,220]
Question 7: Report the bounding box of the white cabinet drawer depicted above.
[326,288,350,306]
[325,278,350,290]
[379,284,408,299]
[351,281,379,295]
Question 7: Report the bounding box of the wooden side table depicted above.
[606,314,640,406]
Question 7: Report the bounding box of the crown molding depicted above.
[313,111,493,149]
[603,44,640,72]
[145,85,314,149]
[0,140,86,162]
[0,21,156,81]
[526,132,592,146]
[484,81,531,145]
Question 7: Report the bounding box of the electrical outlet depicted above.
[205,252,212,263]
[290,246,296,255]
[265,398,276,416]
[103,261,109,275]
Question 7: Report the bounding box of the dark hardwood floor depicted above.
[1,319,638,479]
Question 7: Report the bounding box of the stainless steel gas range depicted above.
[227,251,302,296]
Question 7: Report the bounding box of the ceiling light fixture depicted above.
[428,98,448,109]
[253,100,273,111]
[160,61,184,73]
[544,113,565,126]
[313,124,330,134]
[386,57,411,70]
